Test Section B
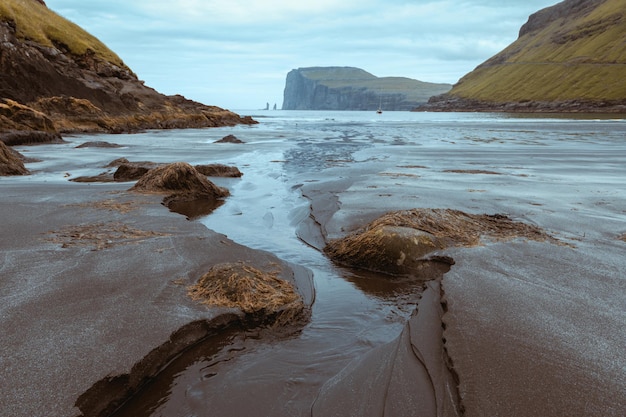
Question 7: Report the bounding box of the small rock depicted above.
[75,141,122,148]
[215,134,244,144]
[195,164,243,177]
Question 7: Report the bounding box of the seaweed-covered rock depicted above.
[325,225,444,276]
[325,208,556,276]
[188,262,304,319]
[129,162,229,200]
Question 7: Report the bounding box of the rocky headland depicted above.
[0,0,255,149]
[282,67,451,111]
[417,0,626,113]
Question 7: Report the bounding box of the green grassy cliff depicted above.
[421,0,626,112]
[0,0,255,137]
[0,0,126,68]
[283,67,452,110]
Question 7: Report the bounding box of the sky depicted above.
[44,0,559,111]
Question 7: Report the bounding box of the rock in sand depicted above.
[0,141,29,176]
[129,162,229,201]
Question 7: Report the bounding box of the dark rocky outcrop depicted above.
[282,67,451,111]
[71,159,244,183]
[0,1,256,137]
[0,99,63,144]
[0,140,28,175]
[0,130,65,146]
[113,164,155,182]
[195,164,243,177]
[215,134,244,144]
[75,141,123,149]
[417,0,626,113]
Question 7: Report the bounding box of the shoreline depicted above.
[0,180,313,417]
[2,113,625,416]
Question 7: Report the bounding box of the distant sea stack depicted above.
[418,0,626,113]
[0,0,255,140]
[282,67,452,111]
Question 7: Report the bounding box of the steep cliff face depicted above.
[418,0,626,112]
[0,0,254,139]
[282,67,451,111]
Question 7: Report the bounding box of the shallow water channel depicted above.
[106,111,626,416]
[112,112,435,416]
[15,111,626,416]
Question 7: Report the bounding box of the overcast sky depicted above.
[45,0,558,110]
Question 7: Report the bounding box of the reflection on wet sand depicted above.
[2,111,625,417]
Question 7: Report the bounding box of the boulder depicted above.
[325,208,556,276]
[129,162,229,200]
[195,164,243,177]
[0,130,64,146]
[0,141,29,175]
[113,163,154,182]
[75,141,122,148]
[325,225,445,276]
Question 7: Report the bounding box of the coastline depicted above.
[414,95,626,114]
[2,112,625,416]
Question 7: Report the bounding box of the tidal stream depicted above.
[13,111,626,416]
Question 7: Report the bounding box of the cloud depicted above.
[45,0,558,109]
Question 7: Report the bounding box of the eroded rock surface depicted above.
[195,163,243,177]
[0,9,256,135]
[0,140,28,175]
[215,134,244,144]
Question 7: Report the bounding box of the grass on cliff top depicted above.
[0,0,126,68]
[300,67,452,101]
[449,0,626,102]
[299,67,377,82]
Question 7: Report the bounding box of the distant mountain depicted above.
[0,0,254,141]
[282,67,452,111]
[418,0,626,113]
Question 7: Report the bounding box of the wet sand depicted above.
[301,118,626,416]
[2,112,626,416]
[0,181,313,417]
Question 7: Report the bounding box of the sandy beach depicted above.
[0,180,313,417]
[2,111,625,416]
